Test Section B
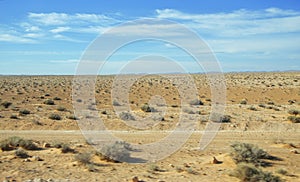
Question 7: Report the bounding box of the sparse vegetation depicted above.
[57,106,67,111]
[0,136,38,150]
[44,99,55,105]
[61,144,74,153]
[230,163,281,182]
[287,116,300,123]
[141,103,156,112]
[189,99,204,106]
[1,101,12,108]
[240,100,247,105]
[119,112,135,121]
[49,113,61,120]
[96,141,131,162]
[19,109,30,115]
[15,148,29,158]
[75,152,92,164]
[248,106,257,111]
[230,142,270,166]
[10,114,18,119]
[288,109,299,116]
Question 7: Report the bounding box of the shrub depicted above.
[288,109,299,116]
[189,99,204,106]
[53,97,61,100]
[10,114,18,119]
[248,106,257,111]
[211,113,231,123]
[258,104,266,108]
[276,169,288,176]
[240,100,247,105]
[119,112,135,121]
[230,142,270,166]
[96,141,131,162]
[57,106,67,111]
[75,152,92,164]
[67,115,79,120]
[49,113,61,120]
[61,144,74,153]
[148,164,160,173]
[0,136,38,150]
[15,149,29,158]
[19,109,30,115]
[230,163,281,182]
[112,100,121,106]
[44,99,55,105]
[141,103,156,112]
[1,101,12,108]
[287,116,300,123]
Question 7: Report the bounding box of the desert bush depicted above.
[119,112,135,121]
[189,99,204,106]
[141,103,156,112]
[288,109,299,116]
[276,169,288,176]
[57,106,67,111]
[19,109,30,115]
[67,114,79,120]
[186,167,198,175]
[148,163,160,173]
[0,136,38,150]
[240,100,247,105]
[15,149,29,158]
[53,97,61,100]
[52,141,63,148]
[10,114,18,119]
[112,100,121,106]
[75,152,92,164]
[44,99,55,105]
[267,101,275,105]
[248,106,257,111]
[61,144,74,153]
[258,104,266,108]
[211,113,231,123]
[230,142,270,166]
[96,141,131,162]
[230,163,281,182]
[287,116,300,123]
[49,113,61,120]
[1,101,12,108]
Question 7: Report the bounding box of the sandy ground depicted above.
[0,72,299,181]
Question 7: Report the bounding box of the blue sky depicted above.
[0,0,300,75]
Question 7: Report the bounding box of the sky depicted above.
[0,0,300,75]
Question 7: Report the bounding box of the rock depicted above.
[23,158,31,162]
[132,176,139,182]
[290,149,299,154]
[43,143,51,148]
[32,156,43,161]
[212,157,222,164]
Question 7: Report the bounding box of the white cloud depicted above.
[0,34,35,43]
[156,8,300,36]
[50,26,71,33]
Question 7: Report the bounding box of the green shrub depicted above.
[230,142,269,166]
[49,113,61,120]
[44,99,55,105]
[75,152,92,164]
[96,141,131,162]
[15,149,29,158]
[230,163,281,182]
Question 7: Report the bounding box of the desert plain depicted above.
[0,72,299,182]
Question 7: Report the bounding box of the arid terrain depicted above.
[0,72,299,182]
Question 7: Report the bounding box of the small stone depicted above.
[43,143,51,148]
[132,176,139,182]
[212,157,222,164]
